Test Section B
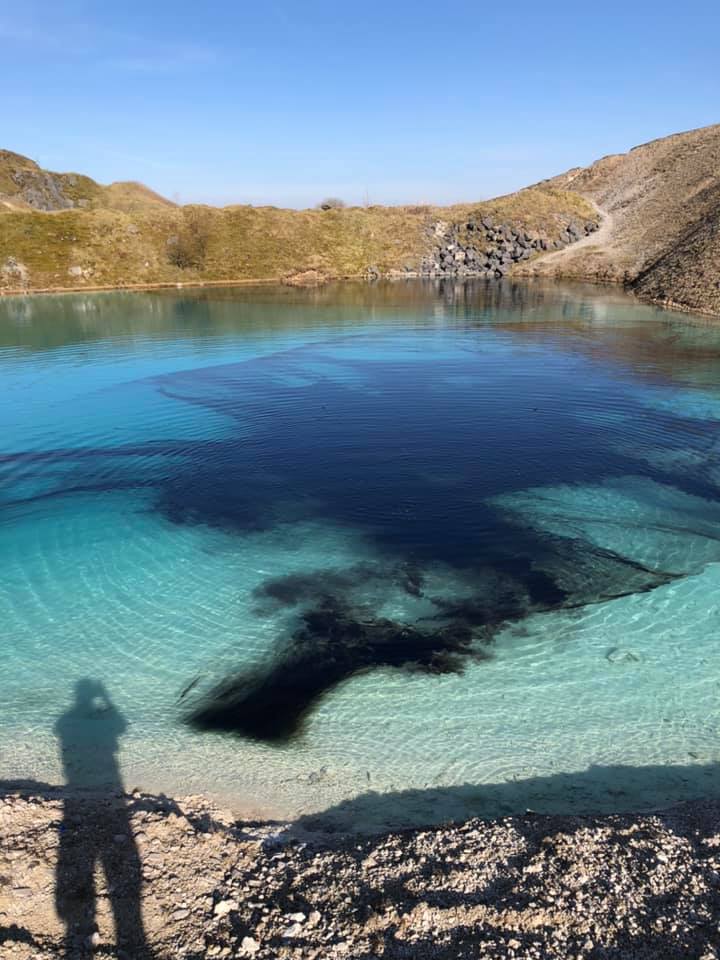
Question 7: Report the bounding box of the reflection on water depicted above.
[1,280,720,826]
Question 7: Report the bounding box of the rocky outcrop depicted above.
[8,168,77,211]
[1,256,28,288]
[417,215,599,280]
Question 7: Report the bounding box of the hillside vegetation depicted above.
[1,127,719,317]
[0,149,594,292]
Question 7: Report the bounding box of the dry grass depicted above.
[0,149,39,197]
[0,146,598,290]
[0,181,596,292]
[103,181,177,213]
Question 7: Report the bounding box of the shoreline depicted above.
[3,774,720,835]
[2,783,720,959]
[1,273,718,322]
[0,275,316,298]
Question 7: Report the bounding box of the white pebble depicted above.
[214,899,238,917]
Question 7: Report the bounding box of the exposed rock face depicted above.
[9,167,76,211]
[417,215,599,280]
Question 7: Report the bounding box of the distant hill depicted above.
[0,150,175,214]
[1,128,719,317]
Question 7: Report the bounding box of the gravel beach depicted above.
[2,786,720,959]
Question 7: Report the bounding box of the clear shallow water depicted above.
[2,280,720,832]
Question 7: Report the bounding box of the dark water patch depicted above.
[139,347,720,561]
[0,441,200,465]
[188,530,682,745]
[0,481,140,516]
[252,565,377,612]
[530,536,681,603]
[189,597,486,743]
[252,561,425,615]
[4,334,720,558]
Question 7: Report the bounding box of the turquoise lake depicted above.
[2,280,720,832]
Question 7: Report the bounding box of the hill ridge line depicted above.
[1,124,719,315]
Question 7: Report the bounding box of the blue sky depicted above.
[2,0,718,208]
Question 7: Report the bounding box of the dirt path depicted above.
[544,199,613,264]
[515,199,616,280]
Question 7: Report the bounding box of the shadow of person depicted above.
[54,679,151,958]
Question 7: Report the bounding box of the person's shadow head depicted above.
[54,678,128,791]
[54,679,151,957]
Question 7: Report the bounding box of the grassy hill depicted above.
[0,150,594,292]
